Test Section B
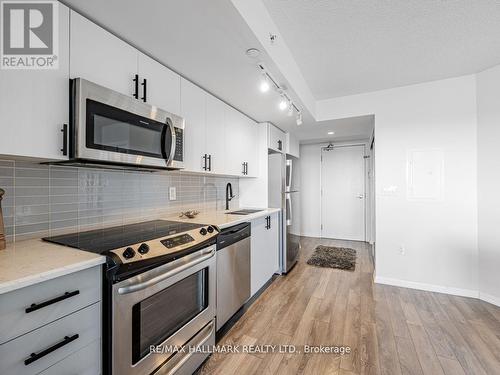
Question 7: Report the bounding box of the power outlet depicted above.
[399,245,405,255]
[169,187,177,201]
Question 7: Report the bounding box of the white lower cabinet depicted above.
[0,265,102,375]
[250,213,280,296]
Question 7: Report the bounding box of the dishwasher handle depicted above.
[217,222,251,251]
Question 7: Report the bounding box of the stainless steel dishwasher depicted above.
[216,222,251,331]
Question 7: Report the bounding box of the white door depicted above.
[205,94,226,174]
[0,4,70,160]
[137,53,181,115]
[70,11,138,97]
[321,145,365,241]
[180,78,206,172]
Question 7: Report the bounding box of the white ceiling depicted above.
[61,0,306,131]
[263,0,500,99]
[297,115,374,145]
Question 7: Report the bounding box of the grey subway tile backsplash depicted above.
[0,159,239,242]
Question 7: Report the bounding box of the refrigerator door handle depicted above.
[286,194,292,226]
[286,159,293,192]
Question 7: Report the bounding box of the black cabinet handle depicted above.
[202,154,207,170]
[278,140,282,151]
[245,162,248,175]
[24,334,79,365]
[133,74,139,99]
[60,124,68,156]
[208,154,212,171]
[242,162,245,175]
[25,290,80,313]
[141,78,147,102]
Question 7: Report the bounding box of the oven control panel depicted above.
[161,233,194,248]
[110,225,218,264]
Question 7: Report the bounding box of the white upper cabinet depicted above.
[137,53,181,115]
[70,11,138,97]
[225,108,259,177]
[286,132,300,158]
[205,94,226,174]
[268,124,286,153]
[0,4,70,160]
[180,78,207,172]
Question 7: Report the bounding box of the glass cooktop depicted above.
[43,220,204,254]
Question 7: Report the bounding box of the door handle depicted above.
[60,124,68,156]
[208,154,212,171]
[133,74,139,99]
[278,140,282,151]
[202,154,207,170]
[141,78,147,102]
[242,162,246,175]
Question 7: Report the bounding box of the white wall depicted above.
[476,65,500,306]
[317,75,478,297]
[299,144,322,237]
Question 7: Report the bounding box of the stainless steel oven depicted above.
[71,78,184,169]
[112,245,216,375]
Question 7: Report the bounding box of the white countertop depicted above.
[0,239,106,295]
[0,208,279,295]
[168,208,281,229]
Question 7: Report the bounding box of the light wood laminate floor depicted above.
[200,237,500,375]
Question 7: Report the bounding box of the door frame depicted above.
[319,143,368,241]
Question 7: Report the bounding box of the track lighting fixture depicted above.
[296,112,303,126]
[259,73,270,92]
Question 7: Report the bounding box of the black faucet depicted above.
[225,182,235,210]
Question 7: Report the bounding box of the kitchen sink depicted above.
[226,209,264,215]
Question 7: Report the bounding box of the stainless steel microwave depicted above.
[70,78,184,170]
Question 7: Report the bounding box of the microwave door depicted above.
[161,119,176,163]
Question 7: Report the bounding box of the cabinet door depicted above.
[242,117,259,177]
[250,216,269,296]
[268,124,286,153]
[180,78,206,172]
[267,213,280,274]
[286,132,300,158]
[224,106,246,176]
[205,94,226,174]
[137,53,181,115]
[0,4,70,160]
[70,11,138,96]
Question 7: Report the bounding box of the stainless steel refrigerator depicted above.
[269,152,301,273]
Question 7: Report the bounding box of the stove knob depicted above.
[123,247,135,259]
[138,243,150,254]
[200,228,207,236]
[207,226,214,233]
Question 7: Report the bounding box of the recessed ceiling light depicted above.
[328,131,335,135]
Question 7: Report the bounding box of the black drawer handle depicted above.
[24,334,79,366]
[25,290,80,313]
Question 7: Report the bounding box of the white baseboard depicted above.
[479,292,500,307]
[374,276,479,298]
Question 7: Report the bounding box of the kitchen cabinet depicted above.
[137,53,181,115]
[0,4,70,160]
[268,124,286,153]
[225,107,259,177]
[205,94,226,174]
[250,212,280,296]
[181,78,207,172]
[70,10,138,97]
[0,265,101,374]
[286,132,300,158]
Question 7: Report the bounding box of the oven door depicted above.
[111,246,216,375]
[73,78,179,168]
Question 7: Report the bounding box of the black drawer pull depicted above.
[24,334,79,366]
[25,290,80,313]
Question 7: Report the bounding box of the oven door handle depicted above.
[117,247,215,295]
[164,320,214,375]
